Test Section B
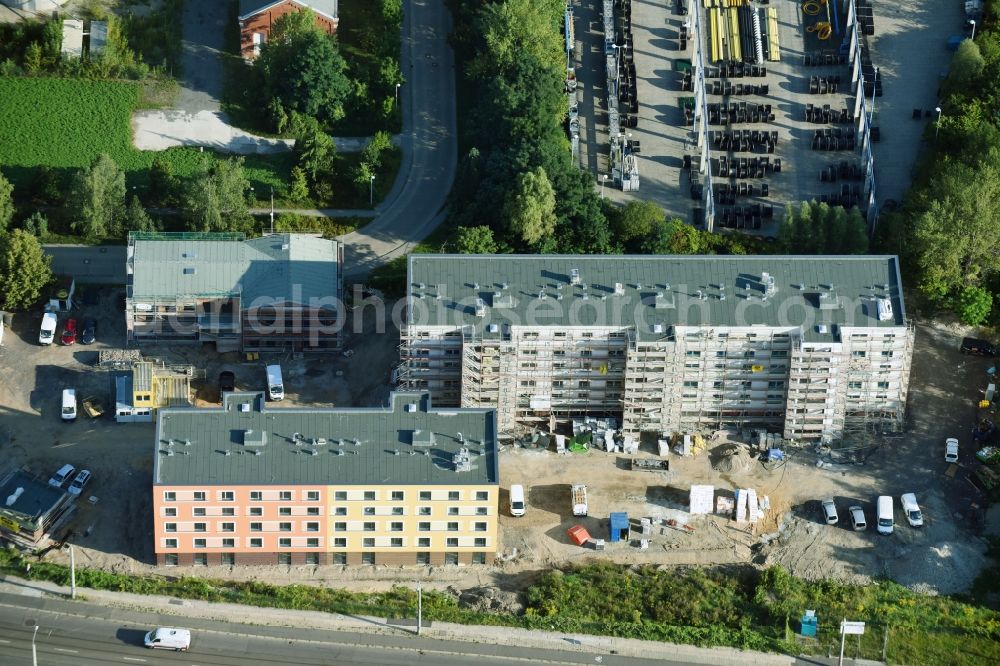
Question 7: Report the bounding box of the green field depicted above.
[0,77,290,191]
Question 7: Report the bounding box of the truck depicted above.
[571,484,588,516]
[81,396,105,419]
[630,458,670,472]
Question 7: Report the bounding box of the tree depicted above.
[841,207,870,254]
[293,114,336,186]
[942,39,986,100]
[0,172,13,234]
[504,167,557,247]
[288,167,310,202]
[184,158,253,232]
[255,9,351,126]
[22,211,48,237]
[643,219,710,255]
[471,0,565,78]
[148,156,180,207]
[124,195,157,233]
[613,201,664,247]
[71,153,126,240]
[453,226,497,254]
[958,285,993,326]
[0,229,52,310]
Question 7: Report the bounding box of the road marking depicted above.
[0,639,10,643]
[55,648,79,653]
[122,658,146,663]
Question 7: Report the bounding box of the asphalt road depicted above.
[339,0,458,277]
[0,593,674,666]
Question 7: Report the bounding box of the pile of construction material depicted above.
[712,444,755,474]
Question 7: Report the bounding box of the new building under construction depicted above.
[400,254,913,443]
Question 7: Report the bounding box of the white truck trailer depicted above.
[571,484,588,516]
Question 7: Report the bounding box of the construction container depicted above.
[609,512,629,542]
[567,525,591,546]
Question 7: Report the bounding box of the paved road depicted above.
[339,0,458,278]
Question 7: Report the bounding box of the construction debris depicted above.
[712,444,755,474]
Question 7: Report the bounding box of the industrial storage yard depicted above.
[0,285,996,598]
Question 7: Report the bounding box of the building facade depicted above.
[152,392,499,566]
[401,255,914,443]
[238,0,339,59]
[126,232,343,353]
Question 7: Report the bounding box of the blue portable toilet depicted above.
[609,512,629,543]
[799,610,818,637]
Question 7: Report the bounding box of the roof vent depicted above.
[181,252,197,259]
[281,243,289,250]
[652,323,664,334]
[570,268,581,284]
[223,450,231,456]
[239,402,251,412]
[309,449,319,456]
[761,272,777,296]
[876,297,893,321]
[501,282,509,290]
[412,429,436,447]
[473,282,480,290]
[243,429,267,447]
[183,267,196,275]
[487,323,499,333]
[406,403,417,413]
[635,282,642,290]
[418,283,426,289]
[166,450,174,456]
[474,298,487,317]
[654,292,675,309]
[392,449,400,456]
[582,293,589,300]
[251,450,261,456]
[817,324,829,334]
[491,291,514,308]
[6,487,24,507]
[334,449,344,456]
[614,282,624,295]
[539,289,547,300]
[453,447,472,472]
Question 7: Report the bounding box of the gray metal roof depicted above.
[130,234,339,304]
[154,392,498,487]
[407,255,907,343]
[0,470,65,526]
[238,0,338,21]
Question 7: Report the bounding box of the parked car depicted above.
[945,437,959,464]
[876,495,894,535]
[80,318,96,345]
[61,389,77,422]
[48,463,76,488]
[961,337,996,357]
[60,318,77,345]
[144,627,191,651]
[849,505,867,531]
[900,493,923,527]
[821,498,839,525]
[218,370,236,394]
[38,311,57,345]
[68,469,92,496]
[976,445,1000,465]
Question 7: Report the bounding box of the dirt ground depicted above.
[1,293,996,599]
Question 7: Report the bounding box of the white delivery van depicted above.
[876,495,894,535]
[509,484,526,516]
[39,311,57,345]
[144,627,191,651]
[61,388,77,421]
[265,364,284,401]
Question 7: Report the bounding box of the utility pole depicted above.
[32,625,39,666]
[416,583,422,636]
[269,186,275,235]
[369,175,375,206]
[70,544,76,600]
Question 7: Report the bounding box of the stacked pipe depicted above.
[751,6,764,64]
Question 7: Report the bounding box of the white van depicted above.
[39,311,57,345]
[144,627,191,651]
[876,495,894,535]
[265,364,284,401]
[61,389,77,421]
[509,484,526,517]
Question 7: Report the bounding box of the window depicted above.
[164,554,178,566]
[877,381,890,389]
[474,522,487,532]
[334,522,347,532]
[193,508,206,517]
[279,507,292,516]
[364,522,376,532]
[418,506,431,516]
[475,491,489,501]
[448,491,460,501]
[472,553,486,565]
[447,522,459,532]
[848,381,863,390]
[364,491,376,501]
[277,553,291,565]
[221,522,235,532]
[386,537,402,548]
[362,553,375,565]
[333,553,347,564]
[391,507,404,516]
[446,538,459,547]
[250,522,262,532]
[881,351,894,358]
[304,553,319,565]
[391,491,404,501]
[164,538,177,548]
[390,522,403,532]
[221,553,235,565]
[163,491,176,502]
[306,538,319,548]
[363,538,375,548]
[193,554,207,566]
[222,538,235,548]
[194,522,206,532]
[220,491,234,502]
[419,522,431,531]
[306,491,320,501]
[419,491,432,501]
[334,507,347,516]
[475,507,488,516]
[307,507,320,516]
[279,538,292,548]
[221,507,235,516]
[416,552,431,565]
[448,507,459,516]
[279,522,292,532]
[306,522,319,532]
[279,491,292,501]
[250,538,263,548]
[364,507,376,516]
[163,507,177,517]
[193,491,206,501]
[249,507,262,516]
[333,537,347,548]
[165,523,177,532]
[852,351,866,358]
[417,537,431,548]
[474,538,487,547]
[334,491,347,501]
[194,538,206,548]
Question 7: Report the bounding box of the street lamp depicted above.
[934,106,942,139]
[369,174,375,206]
[395,82,401,107]
[969,19,976,41]
[600,174,608,198]
[32,625,39,666]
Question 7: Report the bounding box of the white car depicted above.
[821,499,839,525]
[849,505,867,531]
[48,463,76,488]
[38,311,57,345]
[945,437,959,463]
[68,469,91,496]
[900,493,923,527]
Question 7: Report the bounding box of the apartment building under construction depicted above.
[401,255,913,443]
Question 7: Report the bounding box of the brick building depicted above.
[238,0,339,59]
[152,392,499,566]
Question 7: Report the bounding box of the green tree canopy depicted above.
[0,229,52,310]
[471,0,565,78]
[454,226,498,254]
[958,285,993,326]
[504,167,557,247]
[71,153,126,240]
[184,158,253,233]
[124,195,158,233]
[0,172,14,234]
[293,115,337,185]
[613,201,665,248]
[643,218,711,255]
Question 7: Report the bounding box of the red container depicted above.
[567,524,591,546]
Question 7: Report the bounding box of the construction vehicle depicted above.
[81,396,104,419]
[571,484,588,516]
